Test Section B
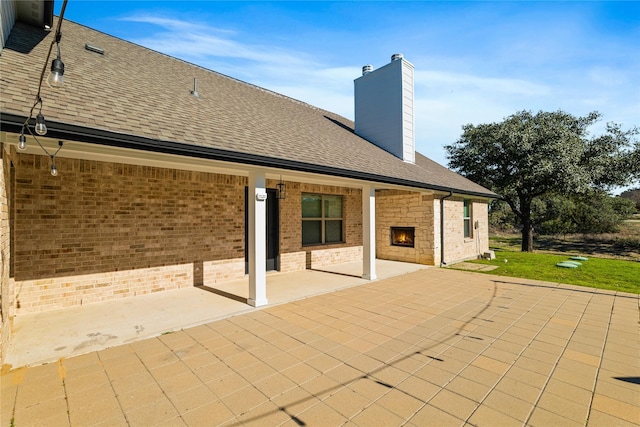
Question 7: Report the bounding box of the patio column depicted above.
[362,183,377,280]
[248,171,268,307]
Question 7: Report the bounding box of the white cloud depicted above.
[121,14,315,67]
[415,70,550,97]
[588,66,632,87]
[120,15,233,35]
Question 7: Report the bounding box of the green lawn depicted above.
[461,249,640,294]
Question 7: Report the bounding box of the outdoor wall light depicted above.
[276,176,286,200]
[34,112,47,135]
[18,132,27,151]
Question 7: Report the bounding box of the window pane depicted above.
[302,220,322,245]
[464,219,471,238]
[324,196,343,218]
[325,220,343,243]
[463,200,470,218]
[302,194,322,218]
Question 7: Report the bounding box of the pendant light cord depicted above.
[21,0,68,160]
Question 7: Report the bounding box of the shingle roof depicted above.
[1,19,496,197]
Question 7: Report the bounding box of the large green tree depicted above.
[445,110,639,251]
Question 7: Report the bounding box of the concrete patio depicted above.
[1,268,638,426]
[3,260,428,369]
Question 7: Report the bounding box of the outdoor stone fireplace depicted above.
[377,190,436,265]
[390,227,415,248]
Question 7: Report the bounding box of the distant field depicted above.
[490,216,640,261]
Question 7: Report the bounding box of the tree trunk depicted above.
[521,222,534,252]
[520,198,534,252]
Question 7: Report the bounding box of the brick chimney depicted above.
[354,54,415,163]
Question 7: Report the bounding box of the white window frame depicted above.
[463,199,473,239]
[302,193,344,246]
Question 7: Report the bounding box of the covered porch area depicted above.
[4,259,427,369]
[2,135,438,316]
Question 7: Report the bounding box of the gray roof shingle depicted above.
[1,19,496,197]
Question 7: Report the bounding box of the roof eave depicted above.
[1,112,498,198]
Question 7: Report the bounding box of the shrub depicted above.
[613,237,640,251]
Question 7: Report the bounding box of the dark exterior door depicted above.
[245,187,279,273]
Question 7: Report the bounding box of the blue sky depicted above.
[56,1,639,170]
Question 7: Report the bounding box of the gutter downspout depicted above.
[440,191,453,267]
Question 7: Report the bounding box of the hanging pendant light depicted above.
[47,31,65,88]
[35,112,47,135]
[17,0,68,175]
[47,57,65,88]
[18,132,27,151]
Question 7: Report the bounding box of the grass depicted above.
[462,249,640,294]
[461,217,640,293]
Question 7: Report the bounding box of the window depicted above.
[302,194,344,245]
[463,199,472,238]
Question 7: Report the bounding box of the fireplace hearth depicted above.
[390,227,415,248]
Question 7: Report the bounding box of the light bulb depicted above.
[18,133,27,151]
[35,113,47,136]
[47,57,65,88]
[51,162,58,176]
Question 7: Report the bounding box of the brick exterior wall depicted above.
[10,156,368,314]
[279,182,363,272]
[309,246,363,269]
[439,197,489,264]
[279,251,306,274]
[203,258,245,284]
[0,145,12,366]
[376,191,489,266]
[14,264,193,314]
[13,154,248,313]
[15,155,247,280]
[376,190,436,265]
[9,152,488,315]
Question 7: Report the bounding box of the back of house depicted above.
[0,0,495,364]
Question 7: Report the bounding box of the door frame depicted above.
[245,187,279,273]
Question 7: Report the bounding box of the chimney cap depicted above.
[362,64,373,75]
[391,53,404,61]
